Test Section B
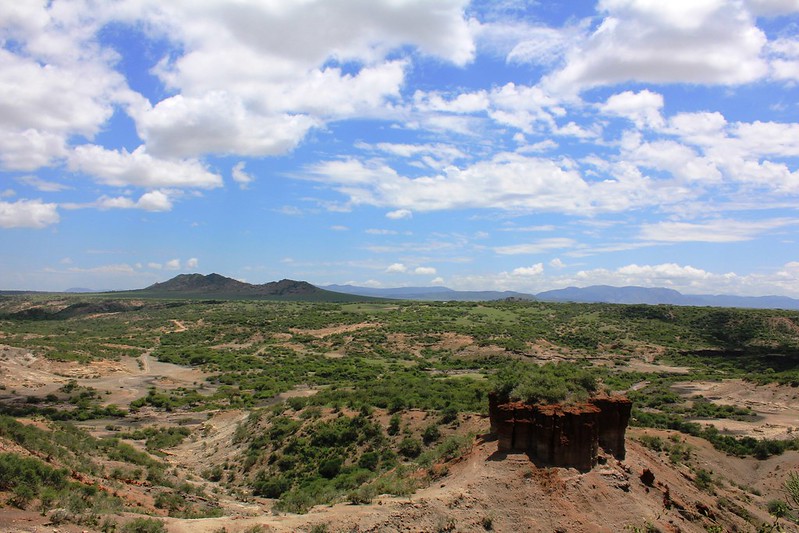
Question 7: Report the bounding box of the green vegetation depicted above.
[492,361,599,404]
[2,295,799,521]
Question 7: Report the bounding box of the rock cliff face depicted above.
[488,393,632,471]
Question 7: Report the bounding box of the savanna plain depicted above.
[1,295,799,532]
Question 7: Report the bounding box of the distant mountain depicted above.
[63,287,97,293]
[323,283,799,309]
[536,285,799,310]
[112,273,375,302]
[536,285,685,305]
[321,284,537,302]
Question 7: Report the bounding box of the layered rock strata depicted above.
[488,393,632,471]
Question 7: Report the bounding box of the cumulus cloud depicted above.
[185,257,199,269]
[122,0,473,158]
[69,190,175,213]
[386,262,408,273]
[165,259,181,270]
[68,145,222,189]
[136,190,173,212]
[744,0,799,16]
[231,162,255,189]
[512,263,544,276]
[414,266,437,275]
[600,90,664,129]
[545,0,769,92]
[304,154,598,213]
[0,198,59,228]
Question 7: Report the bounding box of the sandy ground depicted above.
[673,379,799,439]
[0,344,210,406]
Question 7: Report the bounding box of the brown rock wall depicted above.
[488,393,631,471]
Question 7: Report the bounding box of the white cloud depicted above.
[132,93,319,159]
[16,175,71,192]
[123,0,473,158]
[545,0,768,92]
[414,266,437,275]
[67,263,136,274]
[494,238,576,255]
[600,90,664,129]
[0,198,59,228]
[231,161,255,189]
[185,257,199,269]
[305,154,599,214]
[386,209,413,220]
[386,262,407,273]
[68,145,222,189]
[619,133,722,183]
[430,276,445,285]
[361,142,468,170]
[744,0,799,16]
[330,225,349,231]
[147,262,162,270]
[136,190,173,212]
[165,259,181,270]
[69,190,175,212]
[550,258,565,269]
[639,218,798,242]
[512,263,544,276]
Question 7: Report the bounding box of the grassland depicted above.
[1,296,798,530]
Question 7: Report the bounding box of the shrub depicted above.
[121,517,167,533]
[358,451,379,471]
[767,499,789,518]
[398,437,422,458]
[252,472,290,498]
[318,457,342,479]
[422,424,441,445]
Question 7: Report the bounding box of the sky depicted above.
[2,0,799,296]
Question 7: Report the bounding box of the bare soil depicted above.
[673,379,799,440]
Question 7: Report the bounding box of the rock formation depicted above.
[488,392,632,471]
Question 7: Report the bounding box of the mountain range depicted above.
[26,274,799,310]
[325,283,799,310]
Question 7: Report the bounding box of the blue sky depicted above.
[2,0,799,296]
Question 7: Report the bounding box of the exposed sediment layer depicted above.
[488,393,632,471]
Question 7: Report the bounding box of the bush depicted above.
[358,451,379,471]
[767,499,789,518]
[121,517,167,533]
[398,437,422,458]
[252,472,290,498]
[318,457,342,479]
[422,424,441,445]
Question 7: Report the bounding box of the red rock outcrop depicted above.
[488,393,631,471]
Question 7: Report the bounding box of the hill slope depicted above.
[112,273,375,302]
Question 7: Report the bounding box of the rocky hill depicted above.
[114,273,374,302]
